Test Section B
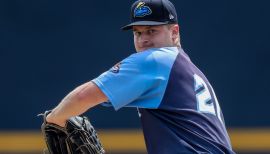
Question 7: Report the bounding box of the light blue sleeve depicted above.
[92,47,178,110]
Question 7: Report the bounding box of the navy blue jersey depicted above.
[93,47,234,154]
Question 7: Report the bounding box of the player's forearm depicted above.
[46,81,107,126]
[47,92,91,126]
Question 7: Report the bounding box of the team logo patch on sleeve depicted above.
[134,2,152,17]
[110,62,121,73]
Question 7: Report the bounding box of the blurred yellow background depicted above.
[0,128,270,154]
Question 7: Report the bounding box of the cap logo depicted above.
[134,2,152,17]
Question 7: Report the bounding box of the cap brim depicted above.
[121,21,169,30]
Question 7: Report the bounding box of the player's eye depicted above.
[134,31,141,36]
[147,29,156,35]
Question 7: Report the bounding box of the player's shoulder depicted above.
[120,47,179,74]
[127,47,179,63]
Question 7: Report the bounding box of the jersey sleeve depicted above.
[92,48,179,110]
[92,52,159,110]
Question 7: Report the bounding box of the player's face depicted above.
[133,25,178,52]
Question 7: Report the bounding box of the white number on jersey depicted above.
[194,74,223,123]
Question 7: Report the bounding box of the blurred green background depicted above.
[0,0,269,153]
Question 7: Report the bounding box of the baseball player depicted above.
[46,0,235,153]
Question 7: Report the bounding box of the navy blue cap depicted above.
[121,0,178,30]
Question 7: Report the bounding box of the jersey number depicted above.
[194,74,222,123]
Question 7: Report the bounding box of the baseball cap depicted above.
[121,0,178,30]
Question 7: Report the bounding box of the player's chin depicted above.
[136,49,144,52]
[137,47,153,52]
[135,48,143,52]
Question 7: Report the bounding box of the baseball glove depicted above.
[39,111,105,154]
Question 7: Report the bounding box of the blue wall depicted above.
[0,0,269,130]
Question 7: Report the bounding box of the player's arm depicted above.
[46,81,107,127]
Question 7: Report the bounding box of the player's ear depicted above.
[171,24,179,39]
[169,24,179,45]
